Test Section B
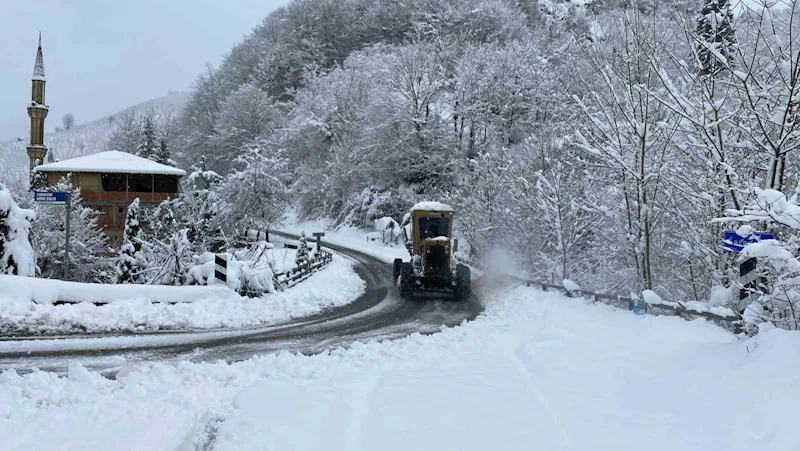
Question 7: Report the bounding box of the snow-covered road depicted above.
[0,237,482,374]
[2,283,797,451]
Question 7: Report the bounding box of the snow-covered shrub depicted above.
[186,251,275,296]
[296,232,310,268]
[0,184,36,276]
[145,228,193,286]
[372,216,402,245]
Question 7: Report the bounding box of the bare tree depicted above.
[573,11,679,291]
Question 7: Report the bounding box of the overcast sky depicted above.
[0,0,289,141]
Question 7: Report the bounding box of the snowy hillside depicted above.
[0,91,189,184]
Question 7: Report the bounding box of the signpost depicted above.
[33,190,68,205]
[34,191,71,280]
[722,230,775,312]
[312,232,325,253]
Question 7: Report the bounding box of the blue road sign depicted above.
[723,230,775,253]
[34,191,68,205]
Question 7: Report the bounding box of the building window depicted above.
[128,174,152,193]
[101,173,126,191]
[118,206,124,214]
[153,175,179,193]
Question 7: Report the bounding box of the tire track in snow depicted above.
[512,330,578,450]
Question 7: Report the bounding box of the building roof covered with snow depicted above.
[34,151,187,176]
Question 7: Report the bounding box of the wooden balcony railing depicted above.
[80,191,178,204]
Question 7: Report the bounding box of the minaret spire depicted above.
[33,32,45,81]
[27,33,49,189]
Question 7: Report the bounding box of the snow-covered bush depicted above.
[371,216,402,245]
[0,184,36,276]
[296,232,310,268]
[145,228,193,286]
[186,251,275,296]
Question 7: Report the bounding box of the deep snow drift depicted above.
[2,284,797,451]
[0,253,364,334]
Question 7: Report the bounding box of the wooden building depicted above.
[34,151,186,244]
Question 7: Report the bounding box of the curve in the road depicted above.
[0,232,483,374]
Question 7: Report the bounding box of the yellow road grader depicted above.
[393,202,471,300]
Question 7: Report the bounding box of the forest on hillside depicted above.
[178,0,799,301]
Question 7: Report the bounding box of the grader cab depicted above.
[393,202,471,300]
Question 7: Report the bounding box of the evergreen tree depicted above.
[115,198,144,283]
[155,136,171,165]
[695,0,736,76]
[181,155,224,251]
[29,159,47,191]
[136,115,159,161]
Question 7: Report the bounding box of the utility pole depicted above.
[64,192,71,280]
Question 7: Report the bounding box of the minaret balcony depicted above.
[27,104,49,119]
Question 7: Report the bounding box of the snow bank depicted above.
[0,255,364,334]
[2,286,798,450]
[0,274,235,305]
[641,289,737,318]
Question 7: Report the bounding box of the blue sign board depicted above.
[34,191,68,205]
[723,230,775,253]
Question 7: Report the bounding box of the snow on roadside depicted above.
[0,254,364,335]
[2,285,798,451]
